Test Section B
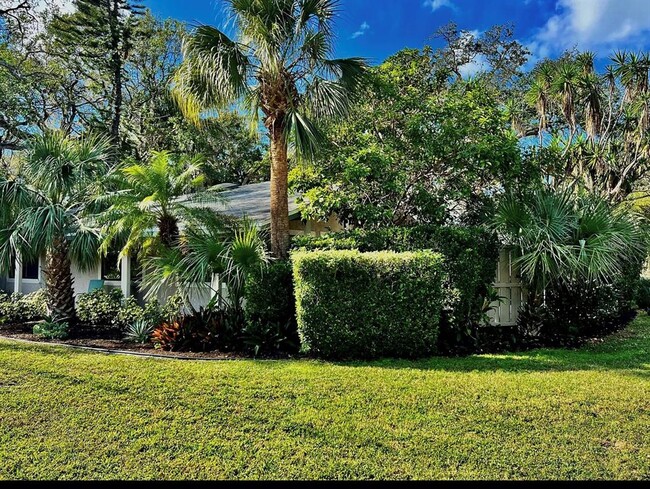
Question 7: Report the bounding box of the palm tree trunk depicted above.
[158,214,179,248]
[269,122,290,259]
[44,235,76,325]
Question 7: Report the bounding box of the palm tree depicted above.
[141,208,269,314]
[171,0,368,258]
[493,187,646,304]
[98,150,206,257]
[0,131,112,324]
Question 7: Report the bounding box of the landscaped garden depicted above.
[1,0,650,481]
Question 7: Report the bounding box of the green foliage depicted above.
[293,225,499,351]
[0,290,47,324]
[77,289,183,331]
[124,319,154,344]
[76,289,124,330]
[141,213,269,313]
[636,278,650,311]
[494,188,647,294]
[292,250,446,359]
[32,320,69,340]
[240,320,297,357]
[152,308,240,352]
[290,57,523,228]
[97,150,207,255]
[244,260,295,327]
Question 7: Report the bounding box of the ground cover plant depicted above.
[0,314,648,480]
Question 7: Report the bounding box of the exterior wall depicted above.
[289,213,343,237]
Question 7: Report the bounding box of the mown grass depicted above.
[0,315,649,480]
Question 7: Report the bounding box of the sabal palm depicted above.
[0,131,112,324]
[98,150,206,257]
[141,209,269,313]
[493,187,646,301]
[171,0,368,258]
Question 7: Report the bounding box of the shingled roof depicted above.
[183,181,302,226]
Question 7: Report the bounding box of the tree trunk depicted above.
[44,235,76,325]
[109,0,123,144]
[269,122,290,259]
[158,214,179,248]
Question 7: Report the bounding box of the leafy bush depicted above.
[241,320,297,357]
[244,260,295,326]
[152,308,240,352]
[124,319,154,344]
[33,320,69,340]
[292,250,446,359]
[76,289,123,330]
[243,260,299,353]
[636,278,650,311]
[0,290,47,324]
[292,225,499,352]
[77,289,185,331]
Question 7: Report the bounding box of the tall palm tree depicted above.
[98,150,206,257]
[171,0,368,258]
[0,131,112,324]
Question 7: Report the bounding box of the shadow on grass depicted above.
[1,315,649,378]
[333,314,650,377]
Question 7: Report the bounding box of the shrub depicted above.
[244,260,295,326]
[152,308,241,352]
[292,225,499,352]
[241,320,298,357]
[124,319,154,344]
[292,250,446,359]
[0,290,47,324]
[636,278,650,311]
[33,320,69,340]
[76,289,123,330]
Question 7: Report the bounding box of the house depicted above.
[0,181,342,304]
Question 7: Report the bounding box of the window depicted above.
[8,255,39,280]
[101,250,121,281]
[22,259,39,280]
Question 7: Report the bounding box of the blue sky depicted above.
[142,0,650,68]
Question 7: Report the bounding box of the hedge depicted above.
[292,250,446,359]
[292,225,499,350]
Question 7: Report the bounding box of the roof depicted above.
[183,181,301,226]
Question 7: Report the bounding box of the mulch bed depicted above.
[0,322,293,360]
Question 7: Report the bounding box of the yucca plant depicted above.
[171,0,368,258]
[0,131,112,324]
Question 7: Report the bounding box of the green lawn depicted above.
[0,317,649,480]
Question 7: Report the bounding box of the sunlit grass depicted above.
[0,315,648,480]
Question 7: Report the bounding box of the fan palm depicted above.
[171,0,368,258]
[0,131,112,324]
[141,208,269,313]
[97,150,206,258]
[493,187,646,302]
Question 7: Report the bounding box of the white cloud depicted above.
[350,21,370,39]
[423,0,455,12]
[459,53,488,78]
[33,0,75,14]
[533,0,650,53]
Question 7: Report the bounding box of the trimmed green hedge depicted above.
[292,225,499,350]
[292,250,446,359]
